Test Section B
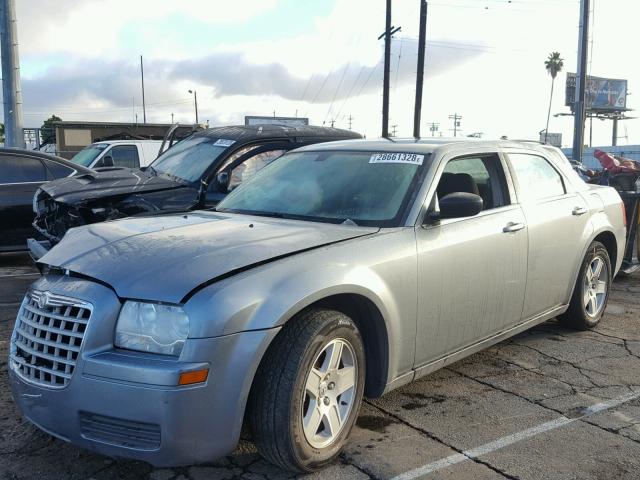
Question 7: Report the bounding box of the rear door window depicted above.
[508,153,565,202]
[44,159,75,179]
[0,155,48,183]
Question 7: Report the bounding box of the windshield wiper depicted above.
[218,209,316,222]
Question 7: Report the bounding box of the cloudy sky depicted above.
[12,0,640,147]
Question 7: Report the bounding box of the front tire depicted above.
[560,241,611,329]
[249,308,365,473]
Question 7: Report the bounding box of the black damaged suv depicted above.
[31,124,361,257]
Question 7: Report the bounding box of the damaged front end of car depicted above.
[30,187,198,260]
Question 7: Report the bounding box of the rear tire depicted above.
[559,241,611,330]
[249,308,365,473]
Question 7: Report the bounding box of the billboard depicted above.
[565,73,628,112]
[245,116,309,126]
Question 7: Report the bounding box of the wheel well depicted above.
[242,294,390,436]
[593,231,617,269]
[312,294,389,398]
[249,293,390,399]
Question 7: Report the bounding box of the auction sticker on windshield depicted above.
[214,139,236,147]
[369,152,424,165]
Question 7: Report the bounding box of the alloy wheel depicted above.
[301,338,358,449]
[583,255,608,317]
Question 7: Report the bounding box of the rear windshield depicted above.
[217,150,429,227]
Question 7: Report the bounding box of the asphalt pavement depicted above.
[1,252,639,480]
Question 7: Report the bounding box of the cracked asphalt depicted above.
[1,252,639,480]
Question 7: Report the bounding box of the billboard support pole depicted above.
[612,117,618,147]
[572,0,590,162]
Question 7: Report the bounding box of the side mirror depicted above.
[102,155,114,167]
[433,192,483,220]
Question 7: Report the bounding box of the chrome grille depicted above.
[10,290,92,388]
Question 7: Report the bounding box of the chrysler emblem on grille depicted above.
[37,292,50,309]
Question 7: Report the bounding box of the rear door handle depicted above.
[572,206,588,216]
[503,222,526,233]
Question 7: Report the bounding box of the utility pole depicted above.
[378,0,401,138]
[0,0,25,148]
[188,89,198,124]
[140,55,146,123]
[449,113,462,137]
[391,124,398,137]
[572,0,590,162]
[427,122,439,137]
[413,0,428,138]
[330,119,335,128]
[171,113,174,124]
[348,114,353,130]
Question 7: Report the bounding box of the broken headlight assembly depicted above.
[114,301,189,356]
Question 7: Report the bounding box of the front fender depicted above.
[183,228,418,385]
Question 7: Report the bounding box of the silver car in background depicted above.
[9,139,626,472]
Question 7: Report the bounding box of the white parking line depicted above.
[391,389,640,480]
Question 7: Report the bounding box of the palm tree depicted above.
[544,52,564,143]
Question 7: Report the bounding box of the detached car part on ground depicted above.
[10,139,626,472]
[30,124,361,256]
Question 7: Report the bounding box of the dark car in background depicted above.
[31,125,361,255]
[0,148,92,252]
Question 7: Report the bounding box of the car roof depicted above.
[192,124,362,142]
[0,147,93,173]
[293,137,563,156]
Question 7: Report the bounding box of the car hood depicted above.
[41,168,186,204]
[39,212,378,303]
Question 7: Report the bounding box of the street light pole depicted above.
[188,89,199,124]
[140,55,146,123]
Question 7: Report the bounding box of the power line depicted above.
[333,63,366,121]
[393,37,404,93]
[323,60,352,125]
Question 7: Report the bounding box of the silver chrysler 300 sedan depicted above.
[9,138,626,472]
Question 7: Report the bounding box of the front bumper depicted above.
[9,275,279,466]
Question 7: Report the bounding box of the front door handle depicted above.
[503,222,526,233]
[572,206,588,216]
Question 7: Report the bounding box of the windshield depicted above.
[150,136,229,182]
[70,143,108,167]
[217,150,428,227]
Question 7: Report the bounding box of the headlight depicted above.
[114,301,189,356]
